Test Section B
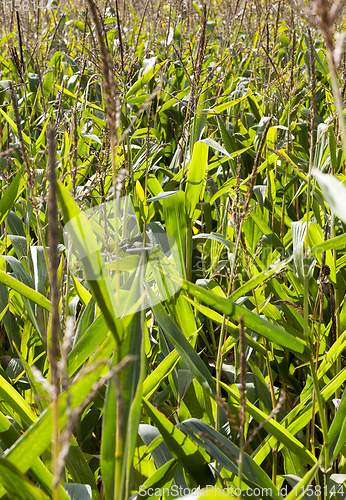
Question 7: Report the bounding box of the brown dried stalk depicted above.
[194,3,207,111]
[48,125,61,400]
[10,47,24,85]
[0,146,19,160]
[16,12,25,74]
[8,83,32,188]
[36,56,46,115]
[308,27,316,169]
[48,125,61,496]
[31,317,136,491]
[86,0,120,142]
[303,0,346,64]
[72,108,78,199]
[115,0,124,73]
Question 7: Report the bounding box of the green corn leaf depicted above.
[284,461,320,500]
[313,169,346,223]
[179,279,311,361]
[229,257,293,302]
[0,459,49,500]
[142,399,215,488]
[136,458,178,499]
[126,60,167,98]
[162,191,187,279]
[185,141,209,221]
[1,255,45,339]
[180,419,282,500]
[192,232,233,251]
[312,233,346,255]
[54,84,104,111]
[0,372,37,428]
[101,310,145,500]
[317,329,346,380]
[321,390,346,468]
[252,367,346,466]
[0,269,51,311]
[143,350,180,399]
[0,108,31,145]
[183,295,267,356]
[0,411,70,500]
[71,273,92,307]
[209,92,252,114]
[219,382,316,466]
[68,314,114,377]
[0,171,25,225]
[149,292,215,395]
[56,181,123,343]
[4,362,107,474]
[67,440,99,500]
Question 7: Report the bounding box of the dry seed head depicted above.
[8,82,32,190]
[48,125,61,402]
[195,3,207,88]
[53,404,73,490]
[333,31,346,66]
[16,12,25,74]
[328,0,346,25]
[115,168,127,198]
[31,365,53,397]
[86,0,121,139]
[10,47,24,84]
[308,28,316,156]
[303,0,346,65]
[72,108,78,198]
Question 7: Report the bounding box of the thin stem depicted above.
[238,316,246,497]
[186,221,192,283]
[310,360,329,471]
[331,213,341,397]
[113,346,123,500]
[111,135,121,319]
[215,219,243,431]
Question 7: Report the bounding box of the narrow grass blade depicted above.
[0,269,51,311]
[143,350,180,399]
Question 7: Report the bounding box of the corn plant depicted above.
[1,1,346,499]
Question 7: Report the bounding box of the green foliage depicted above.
[1,1,346,499]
